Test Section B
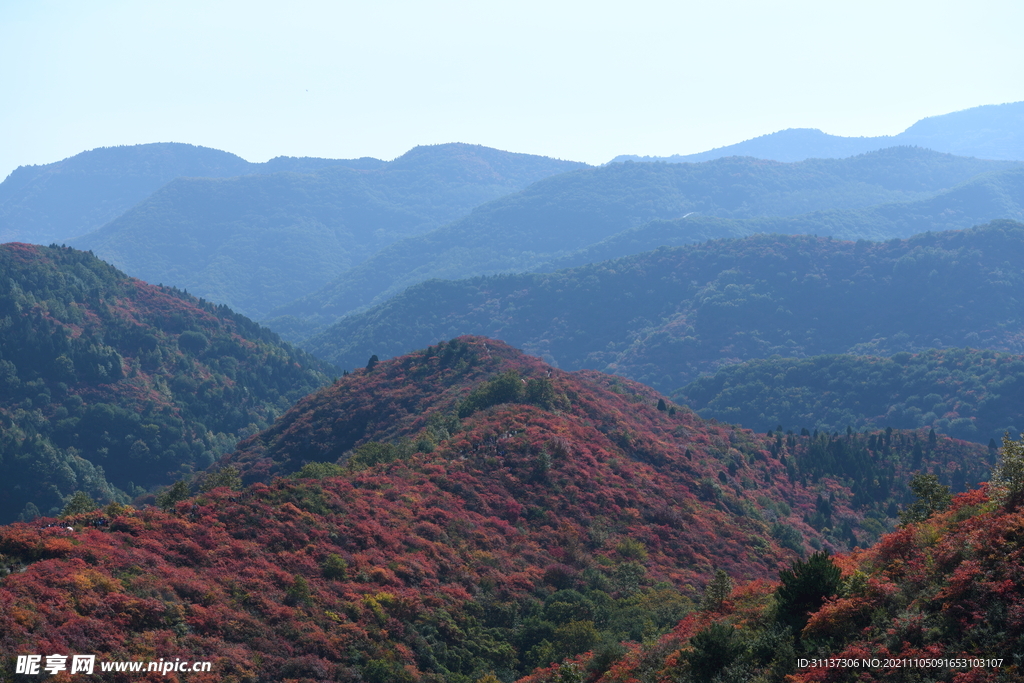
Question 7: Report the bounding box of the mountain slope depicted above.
[613,100,1024,163]
[270,148,1019,335]
[0,142,389,245]
[678,348,1024,444]
[539,167,1024,271]
[0,336,991,681]
[303,222,1024,396]
[554,467,1024,683]
[71,144,585,319]
[0,243,335,523]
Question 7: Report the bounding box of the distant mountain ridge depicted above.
[302,222,1024,401]
[0,142,389,245]
[539,165,1024,271]
[612,101,1024,164]
[68,143,585,319]
[266,147,1022,339]
[1,141,582,249]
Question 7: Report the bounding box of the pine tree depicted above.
[776,551,842,636]
[700,569,733,611]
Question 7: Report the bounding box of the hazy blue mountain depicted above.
[615,129,889,165]
[299,222,1024,399]
[267,147,1021,338]
[71,144,586,319]
[898,102,1024,159]
[0,142,389,245]
[612,101,1024,164]
[540,166,1024,271]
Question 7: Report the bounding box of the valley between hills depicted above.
[3,101,1024,682]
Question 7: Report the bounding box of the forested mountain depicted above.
[541,166,1024,271]
[537,463,1024,683]
[613,100,1024,163]
[70,144,584,320]
[269,148,1022,338]
[678,349,1024,444]
[303,222,1024,398]
[0,142,392,246]
[0,243,335,524]
[0,336,991,681]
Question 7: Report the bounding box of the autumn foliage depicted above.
[0,336,1002,681]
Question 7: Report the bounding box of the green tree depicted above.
[775,551,842,637]
[687,622,745,681]
[60,491,97,518]
[284,574,312,606]
[156,479,191,510]
[899,473,952,524]
[177,330,209,354]
[321,553,348,580]
[348,441,405,469]
[700,569,733,611]
[458,370,525,417]
[363,659,413,683]
[293,462,345,479]
[525,377,557,409]
[199,466,241,492]
[991,432,1024,508]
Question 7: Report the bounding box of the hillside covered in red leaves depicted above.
[0,337,994,682]
[532,473,1024,683]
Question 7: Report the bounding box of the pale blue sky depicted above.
[3,0,1022,178]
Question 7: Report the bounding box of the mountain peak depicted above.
[613,101,1024,164]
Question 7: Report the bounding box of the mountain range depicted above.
[613,100,1024,163]
[301,222,1024,411]
[267,148,1023,339]
[0,335,994,681]
[0,142,391,246]
[5,102,1024,681]
[63,144,583,320]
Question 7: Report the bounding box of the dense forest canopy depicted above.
[677,348,1024,444]
[0,243,335,523]
[303,222,1024,406]
[530,448,1024,683]
[0,336,994,682]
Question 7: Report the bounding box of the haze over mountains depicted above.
[614,100,1024,164]
[5,101,1024,681]
[0,100,1020,336]
[69,144,583,319]
[302,222,1024,419]
[270,149,1024,339]
[0,142,386,245]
